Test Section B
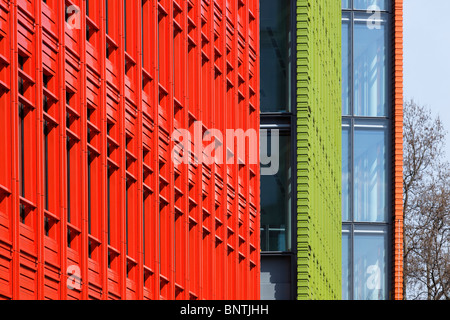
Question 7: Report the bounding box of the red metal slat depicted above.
[1,0,260,300]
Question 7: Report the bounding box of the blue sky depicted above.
[404,0,450,160]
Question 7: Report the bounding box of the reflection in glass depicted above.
[354,0,388,11]
[260,0,291,113]
[342,228,351,300]
[342,125,351,221]
[353,229,387,300]
[354,125,387,222]
[342,16,351,115]
[260,131,291,252]
[342,0,350,9]
[353,16,387,117]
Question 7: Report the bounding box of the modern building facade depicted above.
[260,0,403,300]
[0,0,404,301]
[0,0,260,300]
[259,0,341,300]
[341,0,403,300]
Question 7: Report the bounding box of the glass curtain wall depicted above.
[260,0,293,256]
[260,0,295,300]
[341,0,391,300]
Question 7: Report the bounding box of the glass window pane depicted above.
[260,131,291,251]
[342,0,350,9]
[342,15,351,115]
[260,0,291,113]
[353,227,388,300]
[354,0,388,11]
[342,124,351,221]
[342,227,351,300]
[353,123,387,222]
[353,15,388,117]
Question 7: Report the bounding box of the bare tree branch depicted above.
[403,100,450,300]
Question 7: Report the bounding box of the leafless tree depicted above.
[403,100,450,300]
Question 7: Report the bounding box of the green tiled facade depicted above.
[296,0,342,300]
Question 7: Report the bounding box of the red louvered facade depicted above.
[0,0,260,300]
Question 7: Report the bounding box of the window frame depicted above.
[259,0,292,114]
[341,0,394,300]
[260,0,298,300]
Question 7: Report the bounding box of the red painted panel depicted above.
[0,0,260,300]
